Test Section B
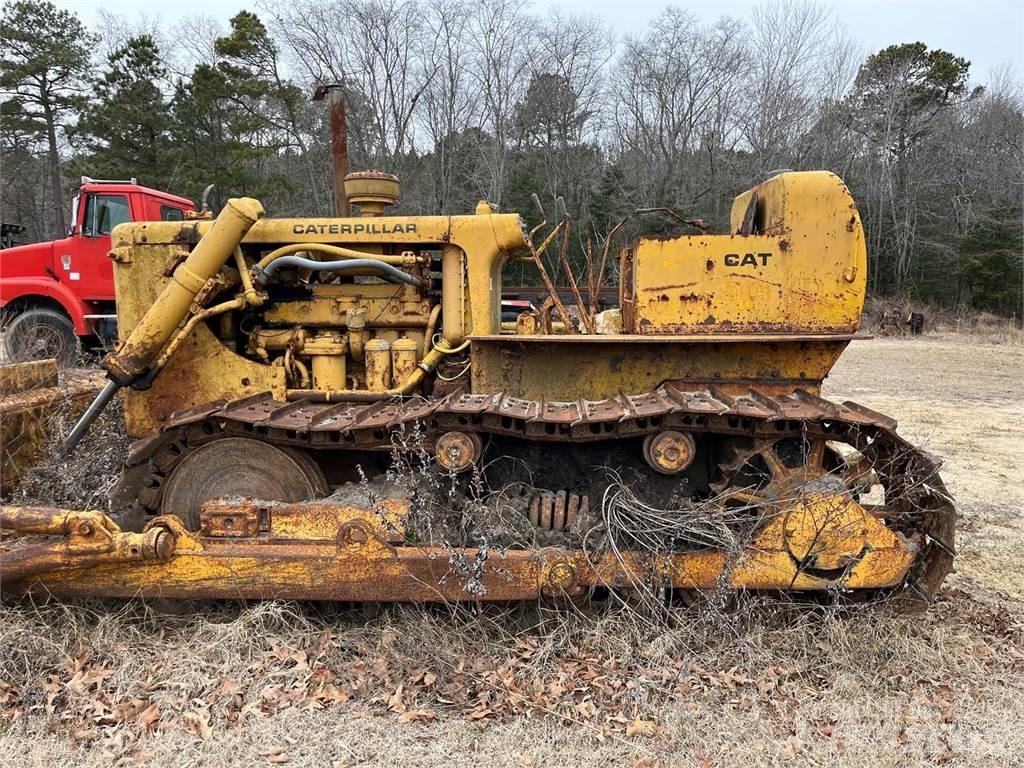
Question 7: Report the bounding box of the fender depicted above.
[0,277,96,335]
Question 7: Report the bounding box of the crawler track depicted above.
[119,384,956,603]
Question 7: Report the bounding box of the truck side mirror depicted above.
[69,192,82,236]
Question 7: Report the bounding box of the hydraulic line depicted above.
[255,242,424,271]
[254,255,421,287]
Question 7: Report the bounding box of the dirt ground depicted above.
[2,333,1023,767]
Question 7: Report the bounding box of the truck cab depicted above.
[0,177,195,363]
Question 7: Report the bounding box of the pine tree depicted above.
[0,1,95,234]
[168,63,264,205]
[72,36,173,188]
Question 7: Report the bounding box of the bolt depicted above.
[152,530,175,560]
[545,562,576,593]
[343,525,367,545]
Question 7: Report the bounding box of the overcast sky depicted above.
[58,0,1023,84]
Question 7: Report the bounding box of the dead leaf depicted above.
[136,702,160,731]
[388,684,406,713]
[398,708,436,724]
[71,727,99,743]
[66,663,114,695]
[626,718,657,738]
[184,708,213,740]
[781,735,802,760]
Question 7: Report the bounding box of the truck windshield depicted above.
[83,194,130,236]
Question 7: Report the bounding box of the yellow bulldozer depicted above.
[0,170,955,606]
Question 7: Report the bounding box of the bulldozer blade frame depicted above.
[1,500,919,603]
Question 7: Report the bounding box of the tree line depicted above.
[1,0,1021,317]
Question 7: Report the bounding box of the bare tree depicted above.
[419,0,480,211]
[611,10,746,210]
[738,1,856,175]
[466,0,531,206]
[518,11,614,216]
[268,0,435,167]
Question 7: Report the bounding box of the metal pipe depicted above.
[423,303,441,353]
[0,505,72,535]
[328,90,350,216]
[0,506,174,586]
[255,256,421,287]
[441,245,465,345]
[105,198,264,386]
[312,84,351,217]
[233,247,262,306]
[346,307,367,361]
[63,379,119,453]
[152,296,246,371]
[255,243,423,272]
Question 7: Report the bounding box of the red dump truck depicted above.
[0,177,194,362]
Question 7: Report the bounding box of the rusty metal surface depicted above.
[467,333,862,343]
[469,337,850,402]
[0,506,172,585]
[0,494,921,601]
[105,382,957,607]
[0,364,105,495]
[12,170,956,606]
[0,377,956,605]
[529,491,586,532]
[0,359,58,397]
[631,172,866,335]
[312,84,351,217]
[134,384,907,460]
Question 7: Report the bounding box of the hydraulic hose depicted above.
[255,242,423,271]
[253,256,421,287]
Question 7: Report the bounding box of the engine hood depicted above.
[0,239,56,279]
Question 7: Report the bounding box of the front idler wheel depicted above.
[159,437,328,530]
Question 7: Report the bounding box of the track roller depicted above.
[434,431,483,473]
[643,430,697,475]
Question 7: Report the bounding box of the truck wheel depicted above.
[2,308,80,366]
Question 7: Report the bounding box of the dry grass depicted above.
[3,334,1024,766]
[8,388,128,512]
[1,591,1021,767]
[864,297,1024,345]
